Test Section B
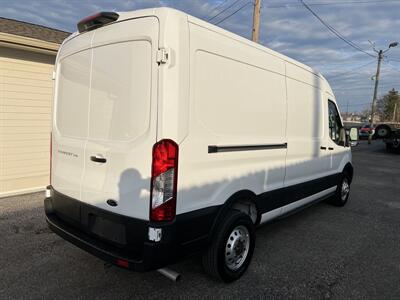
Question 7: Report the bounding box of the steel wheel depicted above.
[375,124,391,138]
[327,172,351,207]
[225,225,250,271]
[377,128,388,137]
[341,177,350,201]
[202,210,255,282]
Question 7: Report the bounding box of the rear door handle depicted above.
[320,146,327,150]
[90,155,107,163]
[328,147,334,150]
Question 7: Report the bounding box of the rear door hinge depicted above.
[156,48,170,64]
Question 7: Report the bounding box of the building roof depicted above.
[0,17,70,44]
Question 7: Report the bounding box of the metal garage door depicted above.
[0,47,55,197]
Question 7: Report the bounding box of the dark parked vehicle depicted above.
[374,123,400,151]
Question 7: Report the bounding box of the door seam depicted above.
[79,31,96,201]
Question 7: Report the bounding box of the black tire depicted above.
[202,210,255,283]
[375,124,391,139]
[328,173,351,207]
[393,139,400,150]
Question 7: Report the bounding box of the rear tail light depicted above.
[77,12,119,33]
[116,259,129,268]
[150,139,179,222]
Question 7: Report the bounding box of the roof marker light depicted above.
[77,12,119,33]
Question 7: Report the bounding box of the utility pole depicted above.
[252,0,261,43]
[368,41,399,144]
[393,103,398,122]
[368,50,383,144]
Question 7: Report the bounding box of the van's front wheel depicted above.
[328,173,351,206]
[202,210,255,282]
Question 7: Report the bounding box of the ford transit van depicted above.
[44,8,358,282]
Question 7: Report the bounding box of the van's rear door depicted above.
[54,17,159,220]
[53,32,93,200]
[82,17,158,220]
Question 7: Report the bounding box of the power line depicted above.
[339,102,373,107]
[209,0,231,15]
[383,61,400,74]
[300,0,376,58]
[268,0,400,8]
[208,0,244,21]
[215,1,253,25]
[328,60,376,80]
[337,82,399,91]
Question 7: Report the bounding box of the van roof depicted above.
[66,7,330,91]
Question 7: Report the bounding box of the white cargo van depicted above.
[44,8,359,282]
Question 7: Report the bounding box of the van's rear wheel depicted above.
[328,173,351,207]
[202,210,255,282]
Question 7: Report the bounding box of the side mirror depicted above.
[349,127,359,147]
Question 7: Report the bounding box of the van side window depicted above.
[328,100,344,145]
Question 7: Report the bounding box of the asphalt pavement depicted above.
[0,140,399,299]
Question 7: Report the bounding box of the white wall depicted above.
[0,47,55,197]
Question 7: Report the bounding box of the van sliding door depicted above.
[284,73,331,212]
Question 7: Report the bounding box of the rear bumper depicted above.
[46,209,159,271]
[45,193,175,272]
[44,187,218,271]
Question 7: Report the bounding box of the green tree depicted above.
[376,89,400,121]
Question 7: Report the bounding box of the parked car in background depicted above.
[359,124,375,139]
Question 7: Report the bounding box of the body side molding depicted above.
[208,143,287,153]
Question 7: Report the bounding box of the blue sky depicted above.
[2,0,400,113]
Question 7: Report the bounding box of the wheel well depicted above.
[208,190,258,242]
[231,199,258,224]
[343,163,354,183]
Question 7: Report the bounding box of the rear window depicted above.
[56,50,90,138]
[89,41,151,141]
[56,41,152,141]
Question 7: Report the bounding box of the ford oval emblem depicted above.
[106,199,118,207]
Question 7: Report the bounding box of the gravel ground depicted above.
[0,140,399,299]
